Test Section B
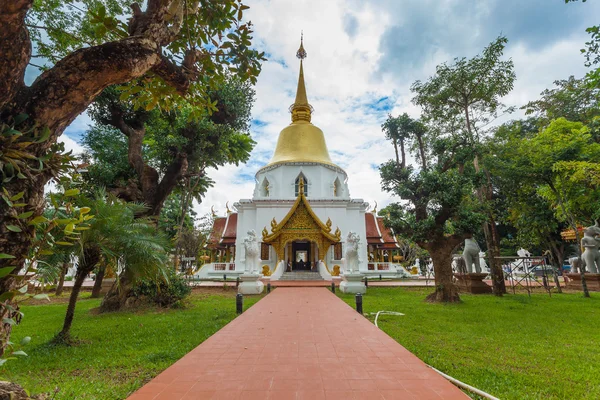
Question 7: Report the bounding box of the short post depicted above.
[365,277,368,288]
[236,293,243,314]
[355,293,363,314]
[267,282,271,293]
[236,276,240,288]
[331,282,335,293]
[379,274,382,281]
[223,274,227,282]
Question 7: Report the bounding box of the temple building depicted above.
[201,38,406,280]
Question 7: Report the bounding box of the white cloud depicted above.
[58,133,84,155]
[190,0,593,218]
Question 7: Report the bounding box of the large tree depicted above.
[487,120,570,286]
[380,114,486,303]
[411,36,516,295]
[83,76,255,218]
[524,76,600,141]
[498,118,600,296]
[0,0,262,355]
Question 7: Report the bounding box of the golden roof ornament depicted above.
[271,217,278,232]
[290,33,313,123]
[298,177,305,196]
[225,201,231,214]
[296,31,307,60]
[264,32,337,168]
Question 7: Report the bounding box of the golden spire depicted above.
[290,33,313,123]
[262,32,339,169]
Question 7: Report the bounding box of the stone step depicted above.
[279,271,323,281]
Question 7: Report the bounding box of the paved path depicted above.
[128,287,467,400]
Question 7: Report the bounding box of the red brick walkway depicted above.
[128,288,468,399]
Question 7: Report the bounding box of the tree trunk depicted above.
[548,182,590,297]
[400,138,406,169]
[100,275,134,313]
[91,264,106,298]
[392,138,400,166]
[473,155,506,296]
[424,241,461,303]
[55,261,69,296]
[417,134,427,170]
[56,247,100,342]
[105,111,189,219]
[482,220,506,295]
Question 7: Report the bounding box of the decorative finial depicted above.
[211,206,216,217]
[298,177,305,196]
[290,33,312,122]
[296,31,307,60]
[226,201,231,214]
[373,201,378,214]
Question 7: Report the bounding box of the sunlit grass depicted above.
[338,287,600,400]
[4,288,263,399]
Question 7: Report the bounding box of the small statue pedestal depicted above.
[238,273,264,295]
[565,273,600,291]
[340,273,366,294]
[454,273,492,294]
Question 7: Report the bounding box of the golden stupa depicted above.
[267,36,337,167]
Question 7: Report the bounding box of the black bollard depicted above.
[223,274,227,282]
[355,293,363,314]
[236,293,243,314]
[267,282,271,293]
[236,276,240,288]
[331,282,335,293]
[379,274,382,281]
[365,277,368,288]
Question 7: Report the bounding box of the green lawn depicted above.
[338,288,600,400]
[4,288,263,399]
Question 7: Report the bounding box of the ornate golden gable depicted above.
[262,179,341,262]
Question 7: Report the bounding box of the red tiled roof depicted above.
[365,212,382,243]
[207,217,226,248]
[365,213,399,248]
[221,213,238,245]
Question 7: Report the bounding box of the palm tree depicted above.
[55,190,170,343]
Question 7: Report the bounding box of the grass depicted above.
[338,287,600,399]
[3,288,263,399]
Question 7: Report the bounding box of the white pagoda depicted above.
[200,38,404,282]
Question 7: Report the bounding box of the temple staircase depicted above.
[279,270,323,281]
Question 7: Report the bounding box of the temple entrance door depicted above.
[292,241,311,270]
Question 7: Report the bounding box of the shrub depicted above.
[132,269,191,307]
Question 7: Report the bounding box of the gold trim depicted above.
[262,178,341,264]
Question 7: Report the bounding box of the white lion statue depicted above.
[343,231,361,274]
[243,230,260,274]
[582,222,600,274]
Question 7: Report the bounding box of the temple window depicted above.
[295,174,308,196]
[334,243,343,260]
[261,243,270,260]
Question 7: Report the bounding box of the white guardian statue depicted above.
[582,222,600,274]
[344,231,361,274]
[243,229,260,274]
[462,238,482,274]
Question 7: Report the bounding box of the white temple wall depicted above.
[234,196,368,271]
[254,163,350,200]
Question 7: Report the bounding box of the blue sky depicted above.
[33,0,600,218]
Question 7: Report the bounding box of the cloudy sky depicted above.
[48,0,599,219]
